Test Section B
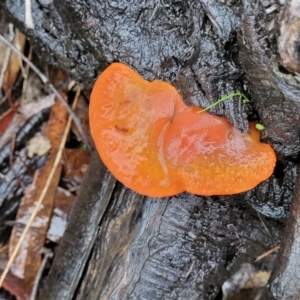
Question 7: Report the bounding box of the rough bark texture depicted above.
[261,164,300,300]
[4,0,300,299]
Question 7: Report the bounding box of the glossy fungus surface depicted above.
[89,63,276,197]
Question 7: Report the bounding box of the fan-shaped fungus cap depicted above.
[89,63,184,197]
[163,108,276,195]
[89,63,276,197]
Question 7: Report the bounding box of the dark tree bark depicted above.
[4,0,300,299]
[260,164,300,300]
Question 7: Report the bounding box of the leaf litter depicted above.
[0,22,91,299]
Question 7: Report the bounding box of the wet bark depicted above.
[39,152,282,300]
[260,165,300,300]
[4,0,300,299]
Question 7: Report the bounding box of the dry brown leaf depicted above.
[7,277,29,300]
[0,104,19,136]
[62,148,90,188]
[0,29,26,93]
[0,269,30,300]
[9,98,68,291]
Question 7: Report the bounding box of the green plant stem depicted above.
[198,92,250,113]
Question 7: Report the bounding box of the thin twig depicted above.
[0,88,82,288]
[21,46,33,104]
[0,33,92,150]
[30,248,53,300]
[0,245,8,253]
[0,47,11,91]
[257,212,272,238]
[15,30,27,79]
[67,185,80,192]
[255,244,280,262]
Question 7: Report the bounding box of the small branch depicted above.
[30,248,53,300]
[0,33,92,150]
[255,245,280,262]
[21,46,33,104]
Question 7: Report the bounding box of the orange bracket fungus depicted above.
[89,63,276,197]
